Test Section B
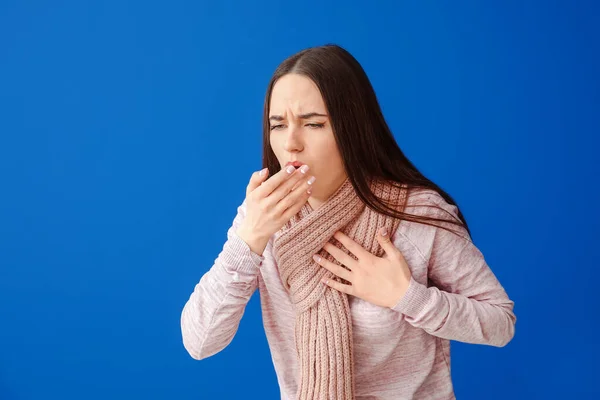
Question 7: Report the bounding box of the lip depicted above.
[286,161,305,168]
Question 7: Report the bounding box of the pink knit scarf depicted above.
[272,176,407,399]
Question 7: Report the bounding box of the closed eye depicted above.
[269,123,325,131]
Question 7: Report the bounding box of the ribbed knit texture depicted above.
[272,176,407,400]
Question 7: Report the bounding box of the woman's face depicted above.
[268,73,347,205]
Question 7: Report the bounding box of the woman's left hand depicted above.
[313,228,412,308]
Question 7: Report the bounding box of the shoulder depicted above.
[392,187,470,261]
[403,188,461,223]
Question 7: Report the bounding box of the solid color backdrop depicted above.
[1,1,598,399]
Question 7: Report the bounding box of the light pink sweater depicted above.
[180,189,516,399]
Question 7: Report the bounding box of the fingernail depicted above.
[380,227,388,236]
[307,176,316,185]
[259,168,267,177]
[313,254,321,262]
[300,165,310,174]
[286,166,295,174]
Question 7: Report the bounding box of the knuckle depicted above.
[281,197,294,209]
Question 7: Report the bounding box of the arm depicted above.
[180,199,265,360]
[393,194,516,347]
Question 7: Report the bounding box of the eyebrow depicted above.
[269,112,328,122]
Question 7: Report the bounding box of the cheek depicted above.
[320,142,343,165]
[311,143,343,178]
[269,135,282,157]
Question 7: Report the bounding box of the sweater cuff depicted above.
[219,232,265,275]
[391,276,434,318]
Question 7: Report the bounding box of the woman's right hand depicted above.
[236,165,316,256]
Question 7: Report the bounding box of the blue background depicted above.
[1,1,598,399]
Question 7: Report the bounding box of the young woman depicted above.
[181,44,516,400]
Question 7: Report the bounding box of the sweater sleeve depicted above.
[180,199,265,360]
[392,192,516,347]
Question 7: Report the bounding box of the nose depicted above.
[283,124,304,153]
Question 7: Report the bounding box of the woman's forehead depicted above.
[270,76,325,114]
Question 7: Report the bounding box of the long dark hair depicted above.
[262,44,471,239]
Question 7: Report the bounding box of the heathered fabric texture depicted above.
[181,183,516,400]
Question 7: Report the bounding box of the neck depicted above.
[307,173,348,211]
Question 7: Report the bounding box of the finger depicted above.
[313,254,352,282]
[321,275,354,295]
[246,168,269,196]
[277,175,316,219]
[375,227,398,258]
[252,165,298,199]
[322,242,356,269]
[332,231,370,261]
[269,165,312,204]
